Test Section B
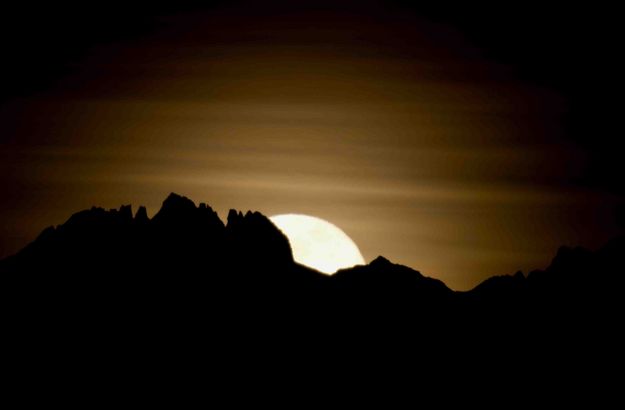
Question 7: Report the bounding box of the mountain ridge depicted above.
[2,192,623,299]
[1,192,622,389]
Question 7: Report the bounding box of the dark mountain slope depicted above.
[1,193,623,398]
[1,192,622,327]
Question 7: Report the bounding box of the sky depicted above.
[1,1,622,290]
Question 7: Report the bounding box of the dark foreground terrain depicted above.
[2,193,622,400]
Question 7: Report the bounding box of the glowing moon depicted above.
[270,214,365,274]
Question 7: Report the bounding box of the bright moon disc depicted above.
[270,214,365,274]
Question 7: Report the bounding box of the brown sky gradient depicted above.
[1,3,622,289]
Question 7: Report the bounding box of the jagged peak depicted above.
[135,206,149,224]
[198,202,224,229]
[150,193,224,232]
[370,255,391,266]
[227,209,243,226]
[153,193,196,221]
[227,209,276,229]
[548,245,592,272]
[224,207,293,262]
[160,192,196,211]
[119,204,132,221]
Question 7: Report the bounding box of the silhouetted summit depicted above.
[333,255,452,303]
[152,193,223,229]
[226,208,293,267]
[370,255,392,266]
[135,205,149,224]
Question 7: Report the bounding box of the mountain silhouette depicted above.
[2,192,622,314]
[1,192,622,394]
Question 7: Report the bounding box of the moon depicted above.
[270,214,365,274]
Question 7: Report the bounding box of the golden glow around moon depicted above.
[270,214,365,274]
